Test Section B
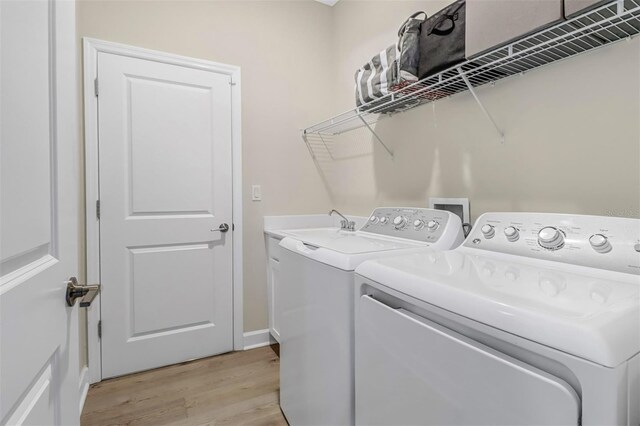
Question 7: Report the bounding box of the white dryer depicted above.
[354,212,640,426]
[278,207,465,426]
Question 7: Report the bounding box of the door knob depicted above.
[66,277,100,307]
[211,223,230,233]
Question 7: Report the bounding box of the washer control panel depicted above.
[464,212,640,274]
[361,207,453,243]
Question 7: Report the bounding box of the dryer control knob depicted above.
[481,224,495,239]
[589,234,612,253]
[393,216,407,229]
[413,219,425,230]
[369,216,379,224]
[504,226,519,242]
[380,217,389,225]
[538,227,565,250]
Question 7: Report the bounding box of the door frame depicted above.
[82,38,243,383]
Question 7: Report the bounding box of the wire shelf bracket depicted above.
[457,67,505,144]
[302,132,316,160]
[357,115,394,158]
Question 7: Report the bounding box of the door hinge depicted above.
[94,78,99,97]
[98,320,102,339]
[96,200,100,220]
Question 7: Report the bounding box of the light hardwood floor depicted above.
[81,346,288,426]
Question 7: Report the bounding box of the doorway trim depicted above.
[83,38,243,384]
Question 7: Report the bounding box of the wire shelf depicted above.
[303,0,640,137]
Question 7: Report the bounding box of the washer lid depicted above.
[280,228,424,254]
[355,250,640,367]
[278,230,429,272]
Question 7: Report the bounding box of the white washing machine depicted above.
[354,212,640,426]
[278,207,465,426]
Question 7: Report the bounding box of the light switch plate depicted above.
[252,185,262,201]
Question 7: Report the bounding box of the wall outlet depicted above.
[252,185,262,201]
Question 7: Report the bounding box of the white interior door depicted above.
[0,0,79,424]
[97,51,234,378]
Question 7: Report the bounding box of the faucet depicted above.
[329,209,356,231]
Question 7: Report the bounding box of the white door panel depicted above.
[0,0,52,265]
[98,52,233,378]
[128,77,214,214]
[129,244,216,336]
[1,0,79,424]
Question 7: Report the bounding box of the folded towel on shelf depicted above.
[354,11,426,114]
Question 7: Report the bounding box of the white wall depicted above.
[77,0,640,344]
[324,0,640,221]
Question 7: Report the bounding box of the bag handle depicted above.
[398,11,427,37]
[429,14,457,36]
[428,1,464,36]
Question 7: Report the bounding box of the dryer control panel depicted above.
[464,212,640,275]
[360,207,459,244]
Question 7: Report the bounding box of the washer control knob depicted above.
[393,216,407,229]
[539,277,564,297]
[505,269,519,281]
[589,234,612,253]
[369,216,379,224]
[504,226,519,242]
[538,227,565,250]
[413,219,425,230]
[481,224,495,239]
[426,220,439,232]
[481,266,494,277]
[635,243,640,253]
[380,217,389,225]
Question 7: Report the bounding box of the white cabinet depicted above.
[265,236,282,343]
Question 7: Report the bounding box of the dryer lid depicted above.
[355,250,640,367]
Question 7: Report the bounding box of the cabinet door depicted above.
[356,295,580,426]
[268,256,281,342]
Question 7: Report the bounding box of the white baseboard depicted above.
[78,366,90,415]
[243,329,277,350]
